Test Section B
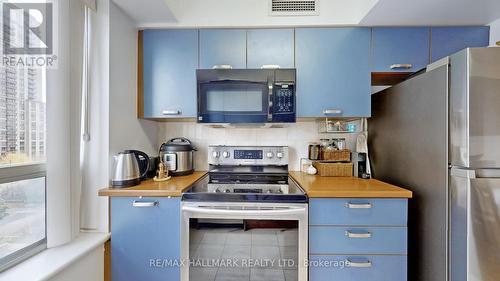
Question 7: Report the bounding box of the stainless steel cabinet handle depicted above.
[345,230,372,238]
[345,202,372,209]
[132,200,159,207]
[347,259,372,268]
[261,64,281,69]
[323,109,342,115]
[212,64,233,69]
[390,63,413,70]
[182,206,305,217]
[162,110,181,116]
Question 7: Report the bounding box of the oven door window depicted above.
[189,219,298,281]
[198,81,269,123]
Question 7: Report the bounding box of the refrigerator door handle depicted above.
[450,167,476,179]
[474,169,500,178]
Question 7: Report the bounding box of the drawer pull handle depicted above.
[323,109,342,115]
[261,64,281,69]
[132,200,159,207]
[345,202,372,209]
[162,110,181,116]
[345,231,372,238]
[212,64,233,69]
[347,259,372,268]
[390,63,413,70]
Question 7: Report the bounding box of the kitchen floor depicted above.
[189,227,298,281]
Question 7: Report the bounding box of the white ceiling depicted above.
[112,0,379,27]
[361,0,500,26]
[112,0,177,25]
[112,0,500,28]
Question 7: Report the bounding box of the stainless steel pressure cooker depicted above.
[159,138,196,176]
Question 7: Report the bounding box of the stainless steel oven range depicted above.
[181,146,308,281]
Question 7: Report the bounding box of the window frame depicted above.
[0,162,47,272]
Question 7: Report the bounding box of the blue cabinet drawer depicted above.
[310,226,407,254]
[309,255,407,281]
[372,27,430,72]
[309,198,407,226]
[111,197,181,281]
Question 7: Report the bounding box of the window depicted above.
[0,5,47,271]
[0,176,45,271]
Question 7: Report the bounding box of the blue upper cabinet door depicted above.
[431,26,490,62]
[200,29,247,69]
[142,29,198,118]
[372,27,430,72]
[247,29,294,69]
[111,197,181,281]
[295,28,371,117]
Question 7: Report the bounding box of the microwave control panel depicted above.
[273,83,295,113]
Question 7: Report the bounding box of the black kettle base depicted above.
[170,169,194,176]
[111,178,141,188]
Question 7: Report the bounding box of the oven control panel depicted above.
[207,184,290,194]
[234,150,263,159]
[208,146,288,166]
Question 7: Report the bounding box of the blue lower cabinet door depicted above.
[431,26,490,62]
[111,197,181,281]
[309,255,407,281]
[309,226,407,254]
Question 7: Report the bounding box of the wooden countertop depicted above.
[98,171,207,197]
[289,171,412,198]
[98,171,411,198]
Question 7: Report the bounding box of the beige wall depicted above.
[109,2,158,158]
[158,121,360,171]
[490,17,500,46]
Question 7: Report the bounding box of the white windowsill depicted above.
[0,232,110,281]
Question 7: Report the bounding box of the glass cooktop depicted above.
[182,175,307,203]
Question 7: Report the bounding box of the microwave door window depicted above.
[200,82,268,123]
[207,89,263,112]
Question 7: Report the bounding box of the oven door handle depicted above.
[182,206,305,217]
[201,80,267,85]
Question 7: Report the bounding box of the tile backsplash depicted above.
[158,121,360,171]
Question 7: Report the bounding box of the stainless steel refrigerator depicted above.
[369,47,500,281]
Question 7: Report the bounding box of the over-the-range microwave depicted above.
[196,68,296,124]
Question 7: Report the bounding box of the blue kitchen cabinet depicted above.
[142,29,198,118]
[309,198,408,281]
[431,26,490,62]
[111,197,181,281]
[199,29,247,69]
[295,28,371,117]
[372,27,430,72]
[247,29,294,69]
